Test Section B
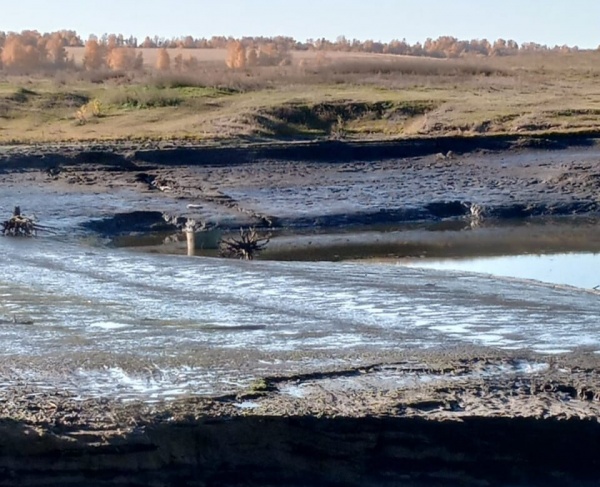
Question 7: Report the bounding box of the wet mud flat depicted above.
[2,135,600,236]
[1,137,600,485]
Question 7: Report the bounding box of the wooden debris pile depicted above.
[219,227,271,260]
[2,207,55,237]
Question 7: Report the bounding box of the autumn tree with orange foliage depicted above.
[225,41,292,69]
[107,47,143,71]
[1,33,44,71]
[226,41,246,69]
[141,36,156,48]
[83,39,105,70]
[246,47,258,67]
[257,43,291,66]
[156,48,170,71]
[44,33,68,66]
[106,34,119,50]
[179,36,195,49]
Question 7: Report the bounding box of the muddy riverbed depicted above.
[1,138,600,486]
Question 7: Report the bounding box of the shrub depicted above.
[106,88,182,109]
[75,98,103,124]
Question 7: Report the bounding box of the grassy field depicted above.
[1,48,600,144]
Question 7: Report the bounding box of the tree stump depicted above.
[219,228,271,260]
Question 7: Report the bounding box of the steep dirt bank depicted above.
[1,353,600,486]
[0,131,598,169]
[2,415,599,486]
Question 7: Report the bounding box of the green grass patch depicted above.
[104,87,183,109]
[101,84,235,111]
[173,86,236,98]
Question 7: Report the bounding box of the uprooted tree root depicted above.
[219,227,271,260]
[2,206,55,237]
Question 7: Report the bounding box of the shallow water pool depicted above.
[403,252,600,290]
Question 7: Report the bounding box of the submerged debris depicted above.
[219,227,271,260]
[2,206,56,237]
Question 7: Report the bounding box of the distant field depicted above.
[65,47,432,68]
[66,47,229,67]
[1,49,600,144]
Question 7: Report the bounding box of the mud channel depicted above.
[1,136,600,485]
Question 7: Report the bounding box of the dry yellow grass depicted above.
[1,50,600,143]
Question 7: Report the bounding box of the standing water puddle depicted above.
[403,252,600,290]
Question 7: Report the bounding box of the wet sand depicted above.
[1,137,600,485]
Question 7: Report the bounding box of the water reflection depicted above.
[403,253,600,290]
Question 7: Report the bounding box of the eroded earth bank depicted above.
[1,136,600,486]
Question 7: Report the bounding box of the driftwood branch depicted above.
[219,227,271,260]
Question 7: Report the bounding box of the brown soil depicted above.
[1,352,600,486]
[1,135,600,485]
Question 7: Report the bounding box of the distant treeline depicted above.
[0,30,585,55]
[0,30,586,73]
